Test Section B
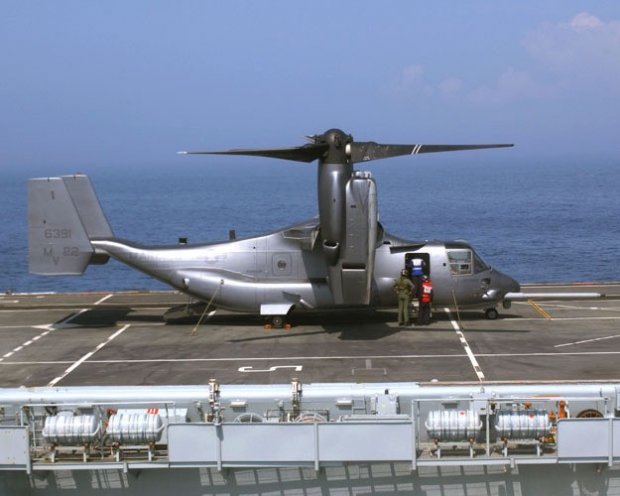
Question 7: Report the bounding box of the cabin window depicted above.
[447,249,473,276]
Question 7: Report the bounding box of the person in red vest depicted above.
[417,275,433,325]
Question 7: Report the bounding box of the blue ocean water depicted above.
[2,156,619,293]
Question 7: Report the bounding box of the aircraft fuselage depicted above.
[91,222,519,316]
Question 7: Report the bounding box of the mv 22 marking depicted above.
[43,247,80,265]
[42,229,77,265]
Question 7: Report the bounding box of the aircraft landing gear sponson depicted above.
[485,308,499,320]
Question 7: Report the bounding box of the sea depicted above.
[2,156,619,294]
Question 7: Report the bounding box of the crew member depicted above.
[417,275,433,325]
[393,269,414,326]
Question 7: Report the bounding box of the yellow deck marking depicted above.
[529,299,552,319]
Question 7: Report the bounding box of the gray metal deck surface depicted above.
[0,283,619,388]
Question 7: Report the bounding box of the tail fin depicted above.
[28,175,113,275]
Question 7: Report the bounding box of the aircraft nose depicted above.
[498,271,520,296]
[483,271,520,301]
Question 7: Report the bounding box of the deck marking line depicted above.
[0,325,43,330]
[504,316,620,322]
[0,309,82,314]
[47,324,130,387]
[0,326,57,362]
[55,308,89,327]
[10,348,620,367]
[528,299,552,319]
[32,324,54,331]
[239,365,303,373]
[93,294,113,305]
[445,307,485,382]
[555,334,620,348]
[541,303,620,312]
[52,293,114,328]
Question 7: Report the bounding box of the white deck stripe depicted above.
[0,306,175,314]
[444,308,485,382]
[0,326,57,362]
[539,303,620,310]
[93,294,113,305]
[54,293,113,327]
[0,325,43,329]
[4,315,620,328]
[47,324,130,387]
[555,334,620,348]
[56,308,89,326]
[503,316,620,322]
[0,309,68,314]
[4,348,620,367]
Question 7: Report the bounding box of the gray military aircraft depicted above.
[29,128,587,326]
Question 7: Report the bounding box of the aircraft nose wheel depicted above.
[485,308,499,320]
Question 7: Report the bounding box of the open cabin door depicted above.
[404,252,431,278]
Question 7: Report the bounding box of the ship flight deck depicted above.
[0,283,619,388]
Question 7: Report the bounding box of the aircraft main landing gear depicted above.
[264,315,291,329]
[485,308,499,320]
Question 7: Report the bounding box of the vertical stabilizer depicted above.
[61,175,113,238]
[28,177,96,275]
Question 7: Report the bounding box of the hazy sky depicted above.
[2,1,619,171]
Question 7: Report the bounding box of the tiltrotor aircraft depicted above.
[30,128,555,326]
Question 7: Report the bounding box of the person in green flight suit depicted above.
[393,269,415,326]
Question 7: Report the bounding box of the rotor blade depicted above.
[178,143,329,163]
[351,142,513,164]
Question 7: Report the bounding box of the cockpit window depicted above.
[473,252,489,273]
[447,249,489,275]
[447,249,473,275]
